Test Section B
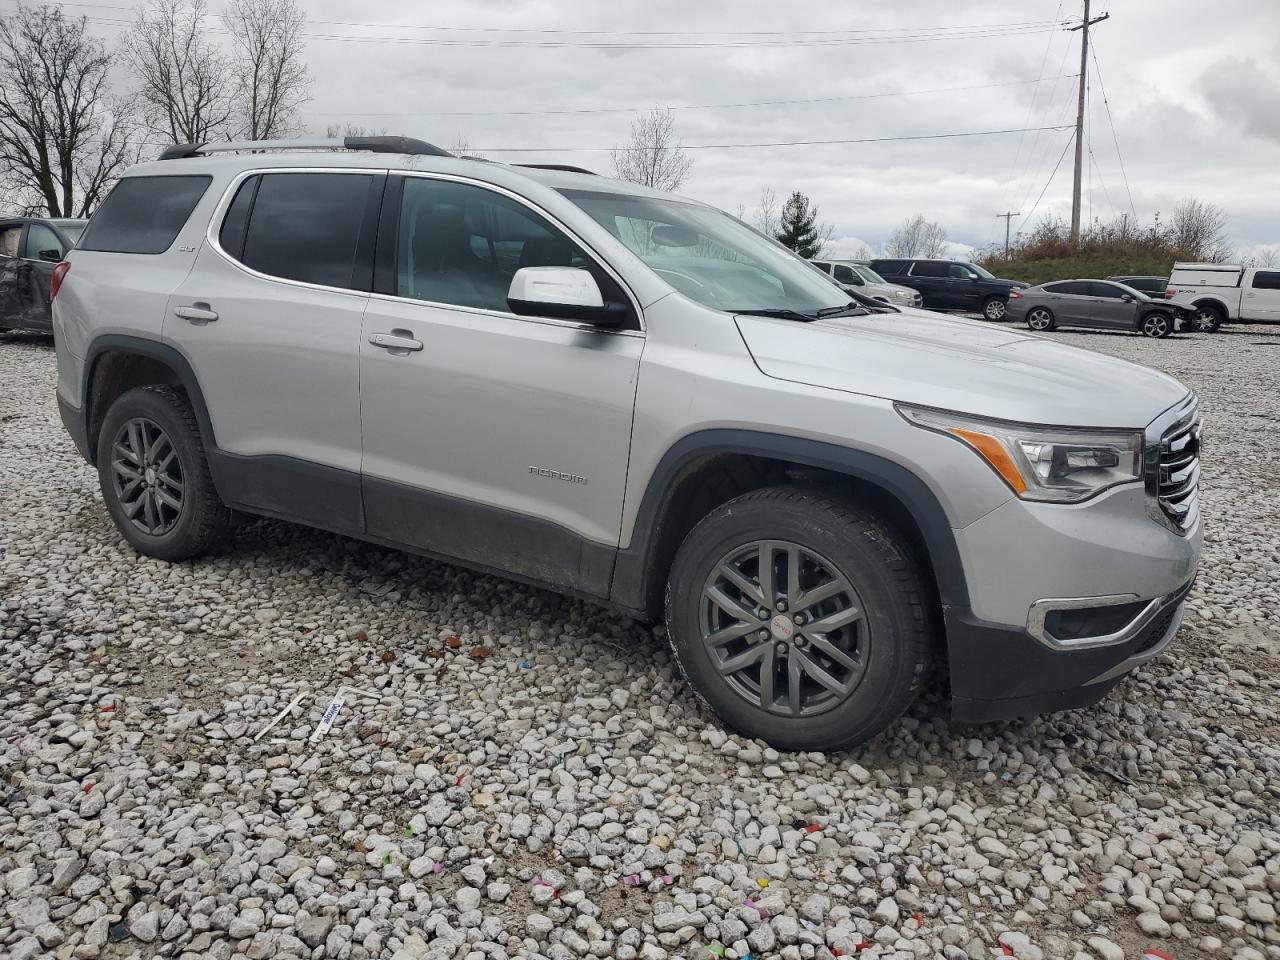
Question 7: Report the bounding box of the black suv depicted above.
[869,258,1028,321]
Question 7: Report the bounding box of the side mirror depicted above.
[507,266,626,326]
[1121,293,1134,302]
[38,249,62,263]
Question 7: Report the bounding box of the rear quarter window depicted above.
[79,176,212,254]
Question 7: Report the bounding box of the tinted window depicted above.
[832,264,860,284]
[24,223,64,260]
[399,177,594,312]
[239,173,372,289]
[219,176,257,261]
[871,259,908,275]
[947,263,976,279]
[812,261,832,274]
[911,261,949,278]
[80,176,211,254]
[1049,281,1092,296]
[1253,271,1280,290]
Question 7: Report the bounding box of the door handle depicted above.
[368,332,423,352]
[174,303,218,323]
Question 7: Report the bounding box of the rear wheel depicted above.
[665,486,930,752]
[1192,304,1223,333]
[96,385,231,561]
[982,297,1008,321]
[1140,312,1173,338]
[1026,307,1056,331]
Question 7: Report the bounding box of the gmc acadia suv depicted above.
[53,137,1202,751]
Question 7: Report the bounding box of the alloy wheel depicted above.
[1142,314,1170,338]
[985,300,1007,321]
[699,539,869,717]
[110,417,185,536]
[1192,310,1218,333]
[1028,308,1052,330]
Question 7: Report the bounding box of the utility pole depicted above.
[996,212,1020,256]
[1069,1,1110,245]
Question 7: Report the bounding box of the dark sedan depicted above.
[1005,279,1197,338]
[0,217,86,333]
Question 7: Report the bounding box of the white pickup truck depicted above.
[1168,262,1280,331]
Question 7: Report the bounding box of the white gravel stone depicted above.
[0,329,1276,960]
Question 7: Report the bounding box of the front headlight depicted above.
[898,405,1143,503]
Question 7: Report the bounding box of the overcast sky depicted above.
[55,0,1280,259]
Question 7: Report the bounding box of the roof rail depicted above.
[158,136,453,161]
[516,163,598,176]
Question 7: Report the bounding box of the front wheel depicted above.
[1026,307,1056,331]
[1191,305,1223,333]
[96,385,231,561]
[665,486,930,752]
[1141,312,1173,338]
[982,297,1008,321]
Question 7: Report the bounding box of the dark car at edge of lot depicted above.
[868,257,1029,322]
[0,217,86,334]
[1108,275,1171,298]
[1005,278,1198,338]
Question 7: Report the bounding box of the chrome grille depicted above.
[1146,397,1201,534]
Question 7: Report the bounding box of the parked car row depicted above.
[0,217,87,333]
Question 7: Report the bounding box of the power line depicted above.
[472,125,1074,153]
[0,6,1070,49]
[304,74,1079,119]
[9,1,1073,39]
[1090,41,1136,217]
[1020,128,1076,230]
[1011,28,1078,217]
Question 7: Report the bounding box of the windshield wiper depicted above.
[813,303,871,318]
[731,308,821,322]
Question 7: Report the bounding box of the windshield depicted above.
[58,224,85,245]
[561,189,849,314]
[853,265,887,284]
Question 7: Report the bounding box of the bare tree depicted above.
[323,122,388,138]
[751,186,779,236]
[0,4,142,217]
[1169,197,1231,262]
[222,0,309,140]
[125,0,231,144]
[885,214,948,258]
[611,106,693,192]
[448,135,484,159]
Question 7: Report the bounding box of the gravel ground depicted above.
[2,324,1278,960]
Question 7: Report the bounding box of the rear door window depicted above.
[23,223,65,261]
[1051,281,1092,296]
[79,176,211,254]
[0,225,20,258]
[910,261,949,278]
[233,172,375,290]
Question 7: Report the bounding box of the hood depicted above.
[735,307,1190,429]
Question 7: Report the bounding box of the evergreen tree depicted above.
[775,191,821,259]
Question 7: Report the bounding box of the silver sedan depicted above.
[1005,279,1196,339]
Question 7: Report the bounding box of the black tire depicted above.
[96,385,231,561]
[982,297,1008,322]
[665,486,931,752]
[1191,304,1224,333]
[1026,306,1056,332]
[1140,311,1173,339]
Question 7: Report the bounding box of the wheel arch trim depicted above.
[610,428,970,618]
[80,334,218,466]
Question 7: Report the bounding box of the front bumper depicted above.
[945,473,1201,723]
[947,578,1191,722]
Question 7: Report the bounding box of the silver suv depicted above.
[53,137,1202,751]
